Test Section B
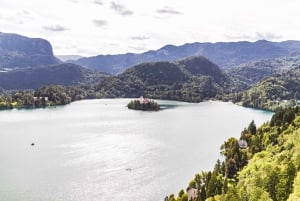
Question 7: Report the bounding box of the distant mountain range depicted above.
[1,31,300,109]
[0,63,108,90]
[95,56,235,102]
[56,55,83,62]
[70,40,300,74]
[227,55,300,89]
[0,33,61,68]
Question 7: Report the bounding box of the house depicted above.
[139,96,150,104]
[238,139,248,149]
[34,97,49,101]
[187,187,197,201]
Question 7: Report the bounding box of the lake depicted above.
[0,99,273,201]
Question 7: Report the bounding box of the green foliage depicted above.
[0,85,96,109]
[248,120,257,135]
[287,172,300,201]
[221,137,248,178]
[227,55,300,91]
[270,107,296,126]
[230,67,300,111]
[95,57,235,103]
[224,188,240,201]
[127,99,160,111]
[172,108,300,201]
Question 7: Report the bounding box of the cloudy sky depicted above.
[1,0,300,56]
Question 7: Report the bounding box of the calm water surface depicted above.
[0,99,272,201]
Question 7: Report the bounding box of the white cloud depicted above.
[0,0,300,56]
[110,1,133,16]
[224,32,283,41]
[130,36,150,40]
[128,45,148,51]
[93,19,108,27]
[43,24,68,32]
[93,0,103,5]
[156,7,182,15]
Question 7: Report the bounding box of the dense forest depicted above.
[166,107,300,201]
[95,56,235,103]
[1,56,300,113]
[2,66,300,111]
[226,55,300,89]
[0,85,96,109]
[225,67,300,111]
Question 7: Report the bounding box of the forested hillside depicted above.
[95,56,235,102]
[228,67,300,111]
[167,107,300,201]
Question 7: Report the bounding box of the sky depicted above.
[1,0,300,56]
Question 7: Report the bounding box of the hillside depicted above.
[95,56,235,102]
[0,63,109,90]
[227,55,300,89]
[56,55,83,62]
[0,33,61,68]
[70,40,300,74]
[228,67,300,111]
[167,107,300,201]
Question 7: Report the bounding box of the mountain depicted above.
[0,63,109,90]
[56,55,83,62]
[227,55,300,89]
[230,67,300,110]
[0,32,61,68]
[70,40,300,74]
[95,56,235,102]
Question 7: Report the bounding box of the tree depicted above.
[283,109,295,125]
[248,186,272,201]
[214,159,222,175]
[206,171,218,197]
[223,178,228,193]
[189,179,197,189]
[248,120,257,135]
[275,162,296,201]
[199,185,206,201]
[267,168,279,201]
[178,189,185,198]
[168,194,176,201]
[226,158,237,179]
[224,188,240,201]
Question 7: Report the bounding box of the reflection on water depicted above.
[0,99,272,201]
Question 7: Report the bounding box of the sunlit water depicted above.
[0,99,272,201]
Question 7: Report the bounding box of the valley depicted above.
[1,32,300,201]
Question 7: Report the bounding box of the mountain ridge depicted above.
[0,32,61,68]
[227,55,300,89]
[70,40,300,74]
[0,63,109,90]
[95,56,235,102]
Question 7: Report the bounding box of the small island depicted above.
[127,97,160,111]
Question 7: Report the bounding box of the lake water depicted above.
[0,99,272,201]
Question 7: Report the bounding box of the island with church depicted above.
[127,97,160,111]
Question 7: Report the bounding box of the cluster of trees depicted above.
[0,85,97,109]
[167,107,300,201]
[127,99,160,111]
